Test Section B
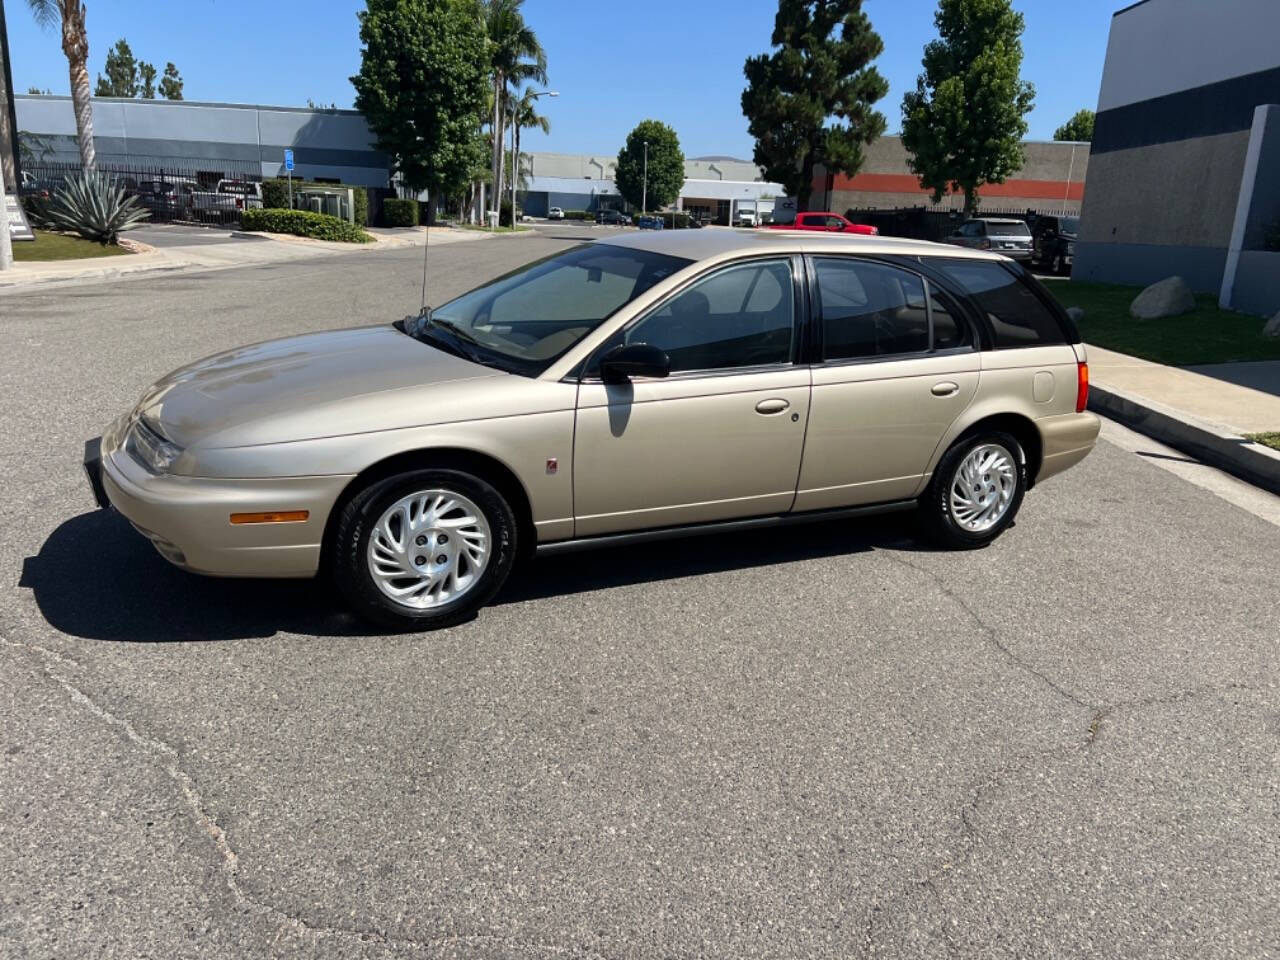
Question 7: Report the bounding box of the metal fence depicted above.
[21,158,265,227]
[845,205,1068,243]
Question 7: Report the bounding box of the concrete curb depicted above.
[1089,383,1280,495]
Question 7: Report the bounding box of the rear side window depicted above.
[814,258,930,359]
[931,259,1067,348]
[986,221,1031,237]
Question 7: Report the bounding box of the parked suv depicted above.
[597,209,632,226]
[548,206,564,220]
[86,231,1098,630]
[945,218,1033,261]
[1031,215,1079,275]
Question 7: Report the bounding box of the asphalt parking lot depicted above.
[1,235,1277,959]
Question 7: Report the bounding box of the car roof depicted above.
[596,227,1010,263]
[973,218,1026,224]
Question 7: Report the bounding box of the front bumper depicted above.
[89,428,353,578]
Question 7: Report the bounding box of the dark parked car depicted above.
[597,209,632,226]
[1031,215,1080,275]
[134,179,198,221]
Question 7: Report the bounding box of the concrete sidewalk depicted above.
[1087,345,1280,493]
[0,225,489,292]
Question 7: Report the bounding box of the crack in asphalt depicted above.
[846,563,1256,960]
[2,636,614,960]
[885,554,1090,709]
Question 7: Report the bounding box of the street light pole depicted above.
[509,89,558,228]
[641,140,648,215]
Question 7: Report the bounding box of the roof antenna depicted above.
[420,189,431,315]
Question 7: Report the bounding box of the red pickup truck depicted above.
[767,212,878,235]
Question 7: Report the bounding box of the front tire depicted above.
[332,469,517,631]
[920,431,1027,549]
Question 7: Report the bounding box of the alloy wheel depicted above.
[366,489,491,609]
[948,443,1017,533]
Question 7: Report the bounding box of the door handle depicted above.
[931,381,960,397]
[755,398,791,415]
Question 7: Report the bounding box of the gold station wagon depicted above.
[85,230,1099,629]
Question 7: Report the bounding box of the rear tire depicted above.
[332,469,517,631]
[919,430,1027,549]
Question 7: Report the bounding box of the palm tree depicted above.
[482,0,545,209]
[511,85,550,197]
[26,0,96,170]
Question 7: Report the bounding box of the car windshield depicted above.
[987,222,1031,237]
[410,244,691,377]
[1060,217,1080,235]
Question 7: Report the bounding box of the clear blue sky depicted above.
[9,0,1120,157]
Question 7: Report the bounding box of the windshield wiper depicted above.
[427,316,484,346]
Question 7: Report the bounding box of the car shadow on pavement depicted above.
[21,510,939,642]
[497,514,931,606]
[19,509,364,643]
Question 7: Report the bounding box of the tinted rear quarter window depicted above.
[931,259,1068,348]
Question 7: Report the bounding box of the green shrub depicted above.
[499,198,522,227]
[261,178,292,210]
[44,171,150,244]
[382,198,418,227]
[562,209,593,221]
[262,178,369,226]
[240,208,371,243]
[658,212,692,229]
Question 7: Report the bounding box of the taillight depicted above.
[236,198,244,210]
[1076,361,1089,413]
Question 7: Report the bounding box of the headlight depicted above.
[125,417,183,473]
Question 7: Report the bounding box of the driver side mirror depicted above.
[599,342,671,383]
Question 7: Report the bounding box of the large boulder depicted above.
[1265,312,1280,338]
[1130,276,1196,319]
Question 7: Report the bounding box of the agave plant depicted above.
[44,171,150,244]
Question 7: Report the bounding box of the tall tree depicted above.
[159,61,183,100]
[511,85,549,199]
[901,0,1035,215]
[1054,108,1094,142]
[482,0,544,211]
[138,60,156,99]
[615,119,684,212]
[94,37,137,96]
[351,0,489,203]
[741,0,888,212]
[25,0,96,170]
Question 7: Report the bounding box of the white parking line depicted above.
[1099,417,1280,527]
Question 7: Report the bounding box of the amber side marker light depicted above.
[1076,361,1090,414]
[230,511,310,525]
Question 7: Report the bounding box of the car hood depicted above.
[135,325,503,449]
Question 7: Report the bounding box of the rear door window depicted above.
[930,259,1068,348]
[813,258,930,360]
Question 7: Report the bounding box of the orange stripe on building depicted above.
[828,172,1085,201]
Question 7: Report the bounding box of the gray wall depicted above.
[15,95,389,186]
[1074,0,1280,299]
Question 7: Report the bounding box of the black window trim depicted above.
[803,253,979,368]
[577,253,806,383]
